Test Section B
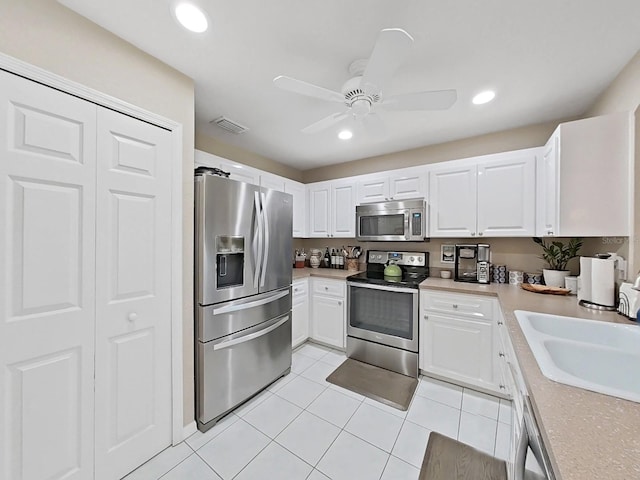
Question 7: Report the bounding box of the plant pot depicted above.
[543,269,570,288]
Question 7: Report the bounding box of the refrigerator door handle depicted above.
[212,289,289,315]
[212,315,289,351]
[260,192,269,288]
[253,191,263,288]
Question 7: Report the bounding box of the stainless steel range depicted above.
[346,250,429,378]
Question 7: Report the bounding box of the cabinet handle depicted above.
[499,352,505,358]
[478,232,483,236]
[325,286,329,290]
[128,312,138,322]
[548,230,554,235]
[294,288,299,292]
[338,301,342,306]
[497,321,504,325]
[424,315,428,320]
[499,384,506,390]
[452,304,458,309]
[471,232,476,236]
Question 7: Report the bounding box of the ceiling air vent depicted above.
[210,116,249,134]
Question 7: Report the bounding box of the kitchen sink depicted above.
[514,310,640,403]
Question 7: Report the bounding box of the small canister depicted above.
[525,272,543,285]
[493,265,508,284]
[509,270,524,286]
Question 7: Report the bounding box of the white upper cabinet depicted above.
[260,172,286,192]
[536,112,630,237]
[356,167,427,204]
[429,162,478,237]
[477,151,536,237]
[219,160,261,185]
[284,179,307,238]
[430,149,538,238]
[308,179,356,238]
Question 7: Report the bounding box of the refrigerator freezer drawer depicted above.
[197,287,291,342]
[196,313,292,430]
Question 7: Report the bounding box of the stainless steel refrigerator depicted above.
[194,172,293,432]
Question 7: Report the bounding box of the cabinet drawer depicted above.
[312,278,345,298]
[422,291,494,320]
[293,279,308,298]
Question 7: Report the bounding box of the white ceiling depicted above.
[60,0,640,170]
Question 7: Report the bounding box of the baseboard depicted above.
[181,421,197,443]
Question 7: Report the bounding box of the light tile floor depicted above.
[125,342,511,480]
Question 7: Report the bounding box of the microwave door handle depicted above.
[404,211,410,240]
[253,191,263,288]
[260,192,269,288]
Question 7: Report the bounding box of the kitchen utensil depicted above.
[521,284,570,295]
[383,261,402,277]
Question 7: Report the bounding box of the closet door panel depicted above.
[0,70,96,480]
[94,108,172,480]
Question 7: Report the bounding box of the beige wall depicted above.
[302,120,567,183]
[587,49,640,117]
[294,237,623,275]
[0,0,196,426]
[196,131,304,182]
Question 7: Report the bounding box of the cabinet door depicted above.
[219,160,260,185]
[308,182,331,237]
[421,313,495,389]
[285,180,307,238]
[356,176,389,204]
[537,134,559,236]
[0,70,97,480]
[261,173,286,192]
[389,170,427,200]
[95,109,172,479]
[331,181,356,237]
[477,152,537,237]
[292,281,309,348]
[429,164,477,237]
[311,295,345,349]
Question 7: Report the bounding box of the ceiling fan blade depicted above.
[360,28,414,96]
[381,89,457,111]
[302,111,350,134]
[361,112,386,137]
[273,75,344,103]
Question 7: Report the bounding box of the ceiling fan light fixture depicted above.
[338,130,353,140]
[174,2,208,33]
[472,90,496,105]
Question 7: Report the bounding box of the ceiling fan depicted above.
[273,28,457,135]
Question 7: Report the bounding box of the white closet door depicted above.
[0,70,97,480]
[94,109,172,479]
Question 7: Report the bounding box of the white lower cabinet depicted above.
[310,278,346,349]
[292,278,310,348]
[420,290,500,394]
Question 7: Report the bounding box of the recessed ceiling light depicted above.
[472,90,496,105]
[338,130,353,140]
[174,3,208,33]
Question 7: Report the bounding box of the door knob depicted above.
[128,312,138,322]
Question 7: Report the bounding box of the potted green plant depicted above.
[532,237,583,287]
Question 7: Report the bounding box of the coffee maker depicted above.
[454,244,491,284]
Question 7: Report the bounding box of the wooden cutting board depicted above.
[521,283,571,295]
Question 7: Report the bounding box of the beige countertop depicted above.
[419,278,640,480]
[292,267,362,280]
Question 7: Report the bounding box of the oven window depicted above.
[359,214,405,236]
[349,287,414,339]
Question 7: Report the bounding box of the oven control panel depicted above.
[367,250,427,267]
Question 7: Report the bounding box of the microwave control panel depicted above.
[411,212,422,236]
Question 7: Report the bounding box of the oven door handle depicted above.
[347,281,418,295]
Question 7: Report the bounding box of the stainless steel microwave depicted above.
[355,199,427,241]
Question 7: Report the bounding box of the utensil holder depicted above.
[346,258,359,272]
